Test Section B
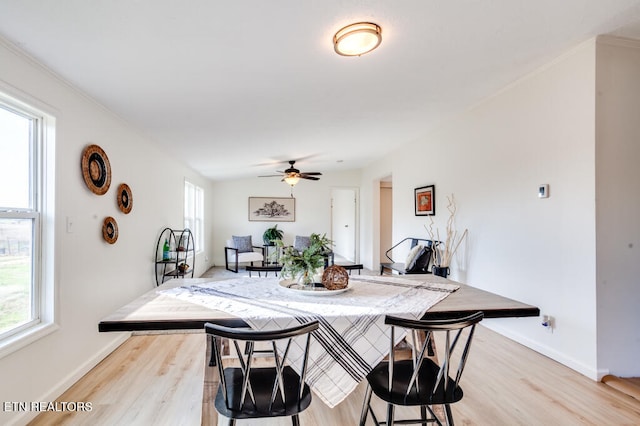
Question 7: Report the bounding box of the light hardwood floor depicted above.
[29,324,640,426]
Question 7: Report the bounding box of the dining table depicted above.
[99,273,539,413]
[99,275,539,332]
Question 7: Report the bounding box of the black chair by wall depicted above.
[380,237,436,275]
[359,311,484,426]
[205,320,319,426]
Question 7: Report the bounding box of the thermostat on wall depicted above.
[538,184,549,198]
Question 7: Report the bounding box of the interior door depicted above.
[331,188,357,263]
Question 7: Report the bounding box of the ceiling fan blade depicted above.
[258,174,283,177]
[300,172,322,176]
[300,175,320,181]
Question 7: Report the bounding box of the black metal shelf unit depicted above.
[155,227,195,286]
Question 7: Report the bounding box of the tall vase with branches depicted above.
[425,194,468,277]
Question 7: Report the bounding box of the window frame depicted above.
[184,180,204,254]
[0,89,57,359]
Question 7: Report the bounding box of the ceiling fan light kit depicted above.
[284,175,300,186]
[333,22,382,56]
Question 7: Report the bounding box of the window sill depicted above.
[0,322,59,360]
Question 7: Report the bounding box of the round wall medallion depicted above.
[117,183,133,214]
[81,144,111,195]
[102,216,118,244]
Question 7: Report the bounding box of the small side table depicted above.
[262,244,281,266]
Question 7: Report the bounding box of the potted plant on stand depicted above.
[262,224,284,246]
[425,194,468,278]
[262,225,284,265]
[276,233,332,287]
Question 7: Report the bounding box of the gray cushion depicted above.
[232,235,253,253]
[294,236,311,251]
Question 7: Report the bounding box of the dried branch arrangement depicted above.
[425,194,468,267]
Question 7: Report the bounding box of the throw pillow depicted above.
[232,235,253,253]
[406,246,433,273]
[404,244,423,270]
[294,236,311,252]
[412,246,433,273]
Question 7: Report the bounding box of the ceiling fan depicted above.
[259,160,322,186]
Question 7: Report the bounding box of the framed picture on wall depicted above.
[414,185,435,216]
[249,197,296,222]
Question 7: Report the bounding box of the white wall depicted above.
[211,170,361,267]
[0,38,214,425]
[362,39,603,378]
[595,37,640,376]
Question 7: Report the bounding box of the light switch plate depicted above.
[538,184,549,198]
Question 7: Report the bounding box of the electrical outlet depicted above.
[541,314,554,332]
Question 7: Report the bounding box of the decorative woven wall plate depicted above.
[102,216,118,244]
[117,183,133,214]
[81,144,111,195]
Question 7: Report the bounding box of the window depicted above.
[184,180,204,252]
[0,91,55,356]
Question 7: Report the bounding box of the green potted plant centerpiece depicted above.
[262,224,284,246]
[277,233,332,287]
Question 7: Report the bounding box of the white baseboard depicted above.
[483,321,608,381]
[7,333,130,426]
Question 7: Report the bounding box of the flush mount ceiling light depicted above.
[333,22,382,56]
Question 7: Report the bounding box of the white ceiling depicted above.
[2,1,640,180]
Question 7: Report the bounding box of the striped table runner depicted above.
[160,274,458,408]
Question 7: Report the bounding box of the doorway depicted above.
[331,188,358,263]
[379,178,393,262]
